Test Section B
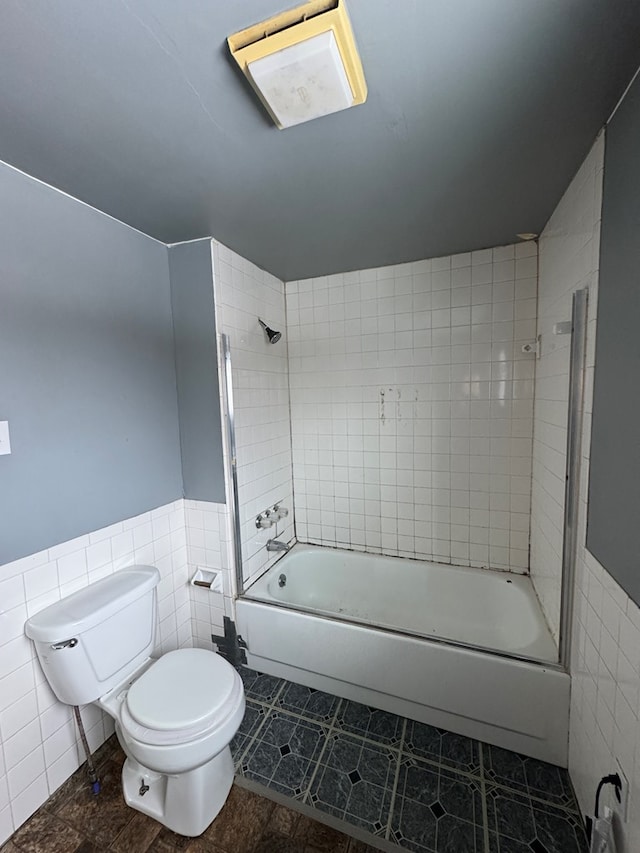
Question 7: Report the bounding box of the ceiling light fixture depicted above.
[516,233,538,241]
[228,0,367,129]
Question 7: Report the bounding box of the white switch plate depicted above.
[0,421,11,455]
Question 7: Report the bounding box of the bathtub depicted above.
[235,545,570,765]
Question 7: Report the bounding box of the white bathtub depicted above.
[235,545,570,765]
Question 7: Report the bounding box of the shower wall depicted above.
[529,137,604,643]
[211,241,294,587]
[286,243,538,571]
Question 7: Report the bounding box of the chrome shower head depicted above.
[258,318,282,344]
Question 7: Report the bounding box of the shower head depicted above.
[258,318,282,344]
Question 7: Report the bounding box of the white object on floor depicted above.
[589,807,618,853]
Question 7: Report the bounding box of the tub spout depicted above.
[267,538,290,553]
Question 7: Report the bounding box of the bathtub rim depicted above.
[239,545,563,670]
[238,593,564,672]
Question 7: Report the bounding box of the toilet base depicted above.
[121,747,234,837]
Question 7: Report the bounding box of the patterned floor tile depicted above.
[483,744,579,811]
[333,699,404,747]
[239,710,328,799]
[200,784,274,850]
[274,681,341,723]
[10,811,85,853]
[486,784,588,853]
[54,759,134,848]
[231,699,269,765]
[404,720,481,775]
[307,732,397,837]
[237,667,285,703]
[389,756,485,852]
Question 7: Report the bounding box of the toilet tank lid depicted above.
[25,566,160,643]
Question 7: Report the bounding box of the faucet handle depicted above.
[256,512,274,529]
[273,505,289,520]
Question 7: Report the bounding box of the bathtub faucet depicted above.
[266,538,290,553]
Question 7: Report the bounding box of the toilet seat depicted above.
[120,648,243,746]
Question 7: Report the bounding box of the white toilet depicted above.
[25,565,245,837]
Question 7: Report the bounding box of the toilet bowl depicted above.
[25,566,245,837]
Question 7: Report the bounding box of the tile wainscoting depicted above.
[0,497,235,845]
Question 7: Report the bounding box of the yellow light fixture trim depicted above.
[228,0,367,129]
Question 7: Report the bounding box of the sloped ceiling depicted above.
[0,0,639,280]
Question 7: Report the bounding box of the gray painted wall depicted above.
[587,72,640,606]
[169,241,225,503]
[0,162,183,565]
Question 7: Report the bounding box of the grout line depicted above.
[232,677,288,767]
[384,717,406,841]
[246,694,491,785]
[233,704,272,769]
[245,696,408,756]
[300,698,342,804]
[487,780,584,816]
[478,742,491,853]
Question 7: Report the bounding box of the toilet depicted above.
[25,565,245,837]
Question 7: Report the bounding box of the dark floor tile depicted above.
[333,700,403,748]
[146,827,193,852]
[294,815,350,852]
[346,841,383,853]
[240,711,328,799]
[404,720,480,775]
[486,785,588,853]
[308,732,396,837]
[275,682,340,723]
[109,811,161,852]
[0,844,21,853]
[483,744,578,811]
[10,811,84,853]
[488,833,532,853]
[237,667,285,703]
[92,733,119,768]
[43,765,89,815]
[107,743,127,772]
[200,785,274,851]
[266,804,302,837]
[231,700,269,765]
[73,842,103,853]
[252,833,306,853]
[390,757,484,852]
[184,842,227,853]
[54,759,133,848]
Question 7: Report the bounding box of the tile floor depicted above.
[0,734,372,852]
[1,667,589,853]
[232,668,589,853]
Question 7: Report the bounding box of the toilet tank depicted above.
[25,565,160,705]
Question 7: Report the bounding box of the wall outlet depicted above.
[614,759,629,823]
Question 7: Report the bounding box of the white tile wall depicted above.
[211,241,295,588]
[0,500,190,843]
[184,499,235,650]
[286,245,537,570]
[532,131,640,852]
[530,134,604,643]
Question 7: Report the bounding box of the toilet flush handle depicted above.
[51,638,78,650]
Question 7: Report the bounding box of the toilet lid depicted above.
[125,648,238,733]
